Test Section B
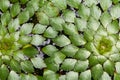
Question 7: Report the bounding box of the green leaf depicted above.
[103,60,114,75]
[79,70,91,80]
[20,23,33,35]
[45,57,59,72]
[20,0,28,4]
[10,59,21,73]
[37,76,43,80]
[63,10,75,22]
[110,4,120,20]
[75,18,87,31]
[27,74,38,80]
[10,0,18,3]
[100,0,112,11]
[52,51,66,64]
[100,11,112,28]
[18,11,29,24]
[18,36,32,45]
[0,59,3,66]
[91,64,103,80]
[20,74,28,80]
[31,35,45,46]
[36,12,49,25]
[0,23,7,36]
[0,64,9,80]
[8,18,20,33]
[63,23,78,36]
[50,17,65,31]
[107,45,119,55]
[107,20,119,34]
[1,55,11,65]
[74,48,91,60]
[66,71,78,80]
[27,0,39,11]
[43,2,59,17]
[97,55,107,64]
[10,31,20,41]
[42,45,58,56]
[25,6,35,17]
[114,73,120,80]
[20,74,38,80]
[13,50,26,61]
[22,45,38,57]
[69,34,86,46]
[89,55,99,67]
[10,3,20,17]
[87,17,100,31]
[96,25,108,36]
[84,28,95,41]
[43,27,58,38]
[31,57,46,69]
[8,71,19,80]
[83,0,98,7]
[116,40,120,50]
[61,44,79,57]
[67,0,81,9]
[109,54,120,62]
[0,0,10,12]
[115,62,120,74]
[61,58,77,71]
[108,34,118,45]
[32,24,47,34]
[59,75,66,80]
[43,70,59,80]
[99,72,111,80]
[1,11,11,26]
[78,4,90,20]
[85,42,98,54]
[112,0,120,4]
[74,60,89,72]
[21,61,34,73]
[39,0,45,8]
[50,0,67,10]
[53,35,71,47]
[90,4,101,20]
[12,42,22,51]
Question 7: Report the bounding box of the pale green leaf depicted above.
[91,64,103,80]
[79,70,91,80]
[21,61,34,73]
[32,24,47,34]
[10,3,20,17]
[20,23,33,35]
[99,72,111,80]
[0,0,10,12]
[100,0,112,11]
[74,60,89,72]
[61,59,77,71]
[63,10,75,22]
[110,4,120,19]
[61,44,79,57]
[66,71,78,80]
[43,27,58,38]
[53,35,71,47]
[8,71,19,80]
[103,60,114,75]
[31,35,45,46]
[31,57,46,69]
[74,48,91,60]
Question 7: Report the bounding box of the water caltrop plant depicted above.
[0,0,120,80]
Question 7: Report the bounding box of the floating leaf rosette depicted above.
[0,0,120,80]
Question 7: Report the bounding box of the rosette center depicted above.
[97,37,112,55]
